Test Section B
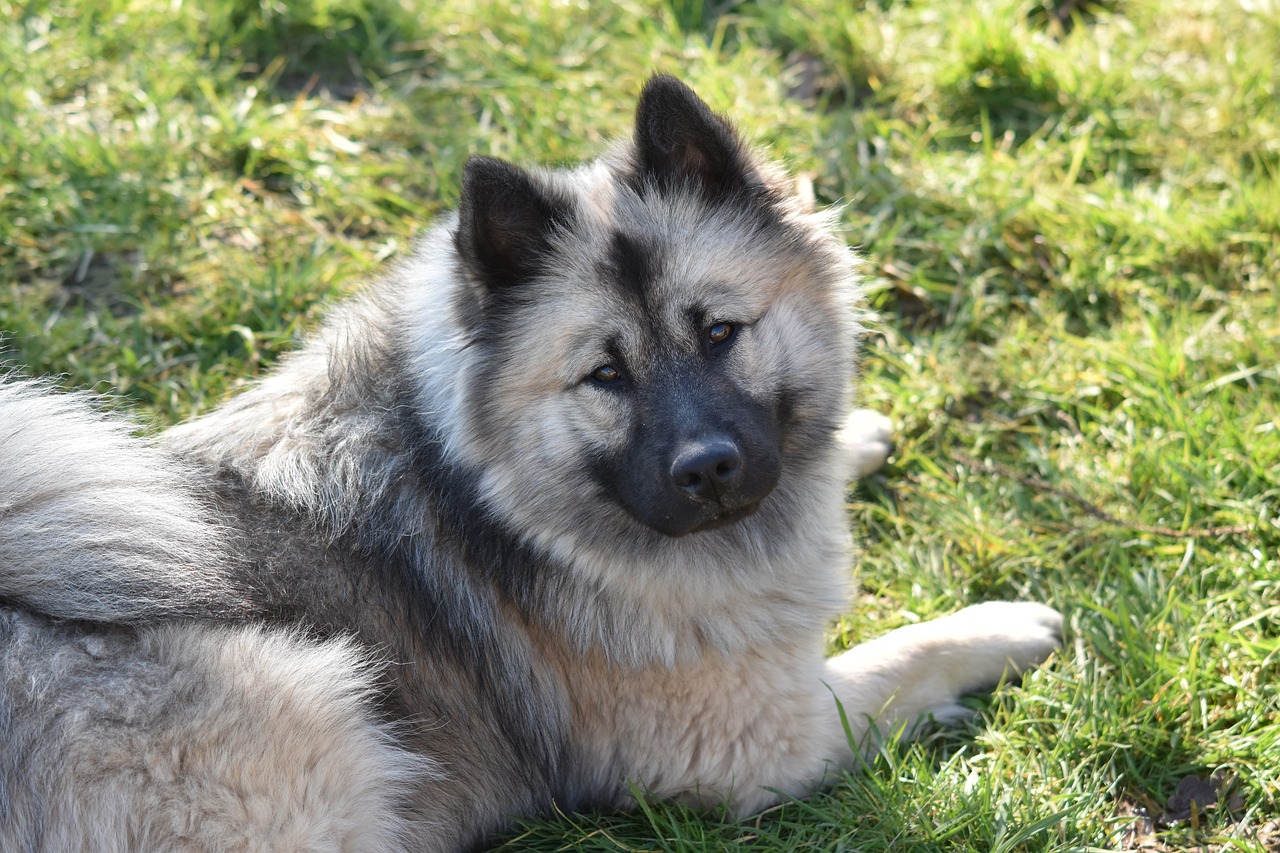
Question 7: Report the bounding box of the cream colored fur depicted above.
[0,612,429,852]
[549,417,1061,817]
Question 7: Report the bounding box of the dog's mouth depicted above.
[635,494,768,538]
[682,500,763,535]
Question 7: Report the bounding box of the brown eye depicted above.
[591,364,622,384]
[707,321,735,346]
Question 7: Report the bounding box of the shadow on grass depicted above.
[200,0,418,89]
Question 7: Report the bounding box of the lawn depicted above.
[2,0,1277,850]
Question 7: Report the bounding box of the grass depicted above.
[2,0,1277,849]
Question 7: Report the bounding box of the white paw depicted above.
[932,601,1063,690]
[839,409,894,479]
[820,601,1061,749]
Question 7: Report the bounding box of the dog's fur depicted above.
[0,77,1061,852]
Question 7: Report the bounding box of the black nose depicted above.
[669,437,743,500]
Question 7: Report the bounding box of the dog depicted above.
[0,76,1062,851]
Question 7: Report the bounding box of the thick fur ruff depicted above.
[0,77,1061,851]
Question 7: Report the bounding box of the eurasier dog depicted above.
[0,76,1061,851]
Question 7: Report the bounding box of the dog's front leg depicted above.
[820,601,1063,754]
[702,602,1061,817]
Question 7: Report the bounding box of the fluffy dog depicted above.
[0,76,1061,851]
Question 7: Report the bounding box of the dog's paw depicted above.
[821,601,1062,748]
[839,409,894,479]
[932,601,1063,689]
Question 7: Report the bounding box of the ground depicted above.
[1,0,1277,850]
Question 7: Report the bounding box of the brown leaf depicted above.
[1163,774,1221,824]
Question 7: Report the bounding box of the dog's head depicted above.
[428,77,859,547]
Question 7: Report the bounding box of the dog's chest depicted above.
[558,641,834,812]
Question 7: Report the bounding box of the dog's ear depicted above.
[633,75,761,202]
[455,156,572,289]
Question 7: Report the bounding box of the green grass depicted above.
[2,0,1277,849]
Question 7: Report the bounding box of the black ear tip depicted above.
[632,74,758,203]
[462,155,490,177]
[638,74,708,117]
[640,74,693,97]
[463,154,499,175]
[461,156,521,194]
[455,155,573,290]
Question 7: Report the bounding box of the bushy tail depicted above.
[0,377,243,622]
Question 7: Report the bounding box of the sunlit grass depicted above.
[2,0,1277,849]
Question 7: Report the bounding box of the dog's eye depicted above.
[707,321,735,347]
[590,364,623,384]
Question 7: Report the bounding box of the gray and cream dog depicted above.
[0,77,1061,851]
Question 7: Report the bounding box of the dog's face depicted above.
[443,77,858,547]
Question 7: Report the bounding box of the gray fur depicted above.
[0,77,1061,851]
[0,378,241,621]
[0,611,430,852]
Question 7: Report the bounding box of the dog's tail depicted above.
[0,377,243,622]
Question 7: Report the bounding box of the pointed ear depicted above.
[454,156,573,289]
[633,75,761,202]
